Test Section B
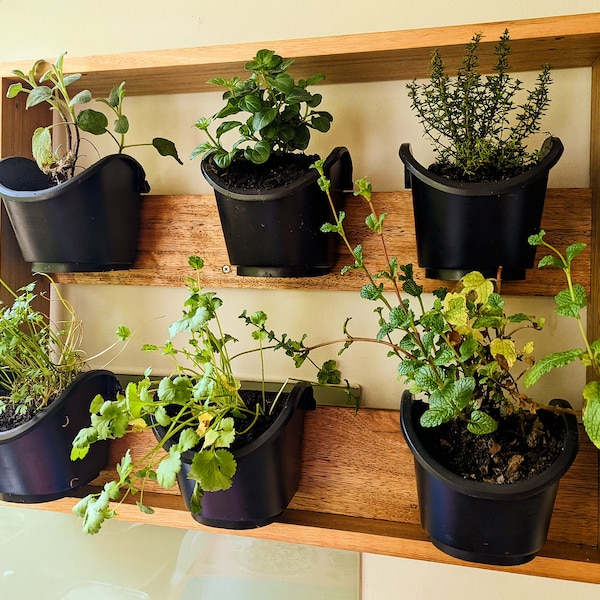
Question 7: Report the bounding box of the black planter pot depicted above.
[0,154,150,273]
[0,370,120,503]
[201,147,353,277]
[399,137,564,281]
[400,391,579,565]
[157,381,316,529]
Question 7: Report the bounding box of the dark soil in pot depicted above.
[218,388,288,450]
[418,407,566,484]
[0,376,78,431]
[0,402,41,431]
[202,153,318,192]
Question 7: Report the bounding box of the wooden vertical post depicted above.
[590,58,600,547]
[0,76,50,308]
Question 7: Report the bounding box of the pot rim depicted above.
[201,146,351,201]
[0,154,150,201]
[0,370,117,443]
[400,390,579,500]
[399,137,563,197]
[156,380,315,462]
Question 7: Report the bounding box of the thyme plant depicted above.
[7,51,182,184]
[407,29,553,181]
[190,49,333,168]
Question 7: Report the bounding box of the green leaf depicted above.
[216,120,241,138]
[583,381,600,449]
[565,242,586,264]
[524,348,584,387]
[62,73,82,87]
[156,449,181,489]
[77,108,108,135]
[203,417,236,448]
[538,254,564,269]
[116,450,133,480]
[244,140,271,164]
[116,325,131,341]
[26,85,52,108]
[152,137,183,164]
[113,114,129,134]
[69,89,92,107]
[310,114,332,132]
[467,410,498,434]
[554,285,587,318]
[136,502,155,515]
[528,231,546,246]
[6,82,24,98]
[31,127,55,169]
[251,108,278,132]
[157,376,193,404]
[420,405,454,428]
[175,427,199,453]
[451,377,475,410]
[108,82,126,108]
[189,448,237,492]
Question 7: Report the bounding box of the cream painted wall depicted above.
[2,0,600,597]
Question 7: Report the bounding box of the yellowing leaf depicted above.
[129,418,147,432]
[522,341,534,355]
[460,271,494,304]
[196,412,213,435]
[443,294,468,327]
[490,338,517,368]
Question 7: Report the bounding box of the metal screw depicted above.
[222,265,231,274]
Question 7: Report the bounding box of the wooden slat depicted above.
[55,188,592,297]
[17,405,600,584]
[1,14,600,96]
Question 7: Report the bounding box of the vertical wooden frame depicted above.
[0,77,50,307]
[591,58,600,548]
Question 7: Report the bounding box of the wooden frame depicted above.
[1,12,599,583]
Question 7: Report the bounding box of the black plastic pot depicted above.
[201,147,352,277]
[400,391,579,565]
[0,370,120,503]
[157,381,316,529]
[0,154,150,273]
[399,137,564,281]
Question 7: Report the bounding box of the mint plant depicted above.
[7,51,181,184]
[407,29,553,181]
[311,161,571,436]
[71,256,339,534]
[525,231,600,447]
[190,48,333,168]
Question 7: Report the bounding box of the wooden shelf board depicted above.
[10,405,599,584]
[2,13,600,96]
[55,188,592,297]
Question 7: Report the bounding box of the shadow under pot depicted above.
[400,391,579,566]
[0,370,120,503]
[399,137,564,281]
[0,154,150,273]
[154,381,316,529]
[201,147,353,277]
